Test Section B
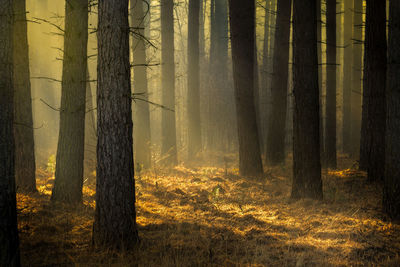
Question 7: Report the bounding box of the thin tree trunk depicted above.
[93,0,139,249]
[229,0,263,177]
[317,0,324,163]
[187,0,202,159]
[84,70,97,179]
[342,0,353,154]
[291,0,323,200]
[0,0,20,265]
[325,0,337,169]
[52,0,88,204]
[13,0,36,192]
[161,0,178,165]
[384,0,400,220]
[131,0,152,168]
[261,0,271,155]
[360,0,387,182]
[266,0,292,165]
[351,0,363,158]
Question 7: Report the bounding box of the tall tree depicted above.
[342,0,353,154]
[291,0,323,200]
[93,0,139,248]
[0,0,21,265]
[160,0,177,165]
[316,0,324,162]
[359,0,387,181]
[325,0,337,168]
[13,0,36,192]
[266,0,292,165]
[260,0,271,154]
[384,0,400,220]
[229,0,263,177]
[51,0,88,204]
[351,0,363,158]
[131,0,152,168]
[187,0,202,159]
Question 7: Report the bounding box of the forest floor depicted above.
[17,153,400,266]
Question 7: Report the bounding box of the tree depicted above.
[316,0,324,162]
[342,0,353,154]
[229,0,263,177]
[13,0,36,192]
[0,0,21,265]
[131,0,152,168]
[266,0,292,165]
[325,0,337,168]
[51,0,88,204]
[291,0,323,200]
[359,0,387,181]
[187,0,202,159]
[384,0,400,220]
[161,0,178,165]
[351,0,363,157]
[92,0,139,249]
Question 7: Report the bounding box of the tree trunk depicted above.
[291,0,323,200]
[342,0,353,154]
[266,0,292,165]
[51,0,88,204]
[13,0,36,192]
[325,0,337,169]
[93,0,139,249]
[187,0,202,159]
[0,0,21,265]
[360,0,387,182]
[384,0,400,220]
[229,0,263,177]
[131,0,152,168]
[351,0,363,158]
[84,69,97,179]
[161,0,177,165]
[316,0,324,163]
[261,0,271,155]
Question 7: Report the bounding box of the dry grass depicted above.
[17,154,400,266]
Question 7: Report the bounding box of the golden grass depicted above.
[17,154,400,266]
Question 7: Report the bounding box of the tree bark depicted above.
[13,0,36,192]
[291,0,323,200]
[266,0,292,165]
[316,0,324,163]
[229,0,263,177]
[325,0,337,169]
[161,0,177,165]
[342,0,353,154]
[384,0,400,220]
[93,0,139,249]
[360,0,387,182]
[131,0,152,168]
[187,0,202,159]
[351,0,363,158]
[52,0,88,204]
[0,0,21,265]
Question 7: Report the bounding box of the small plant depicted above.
[46,154,56,176]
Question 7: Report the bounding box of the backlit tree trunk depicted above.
[291,0,323,200]
[229,0,264,177]
[325,0,337,168]
[384,0,400,220]
[342,0,353,154]
[266,0,292,165]
[351,0,363,158]
[0,0,21,265]
[161,0,177,165]
[360,0,387,182]
[13,0,36,192]
[92,0,139,249]
[187,0,202,159]
[52,0,88,204]
[131,0,152,168]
